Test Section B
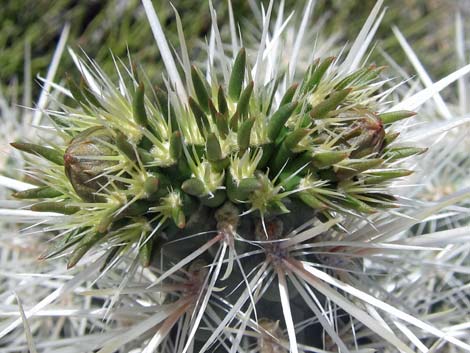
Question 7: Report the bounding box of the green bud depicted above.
[227,172,260,203]
[383,131,400,147]
[334,66,369,90]
[271,128,310,174]
[208,98,218,122]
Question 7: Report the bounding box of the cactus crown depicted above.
[12,49,420,268]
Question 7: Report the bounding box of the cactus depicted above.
[6,1,470,352]
[11,49,419,267]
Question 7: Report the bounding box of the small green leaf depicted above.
[271,129,310,173]
[284,128,311,150]
[334,158,383,179]
[312,150,349,169]
[215,112,229,138]
[31,202,80,215]
[217,86,229,115]
[191,65,210,112]
[227,174,260,202]
[279,172,301,191]
[11,142,64,166]
[279,83,299,106]
[267,101,298,142]
[304,56,335,92]
[228,48,246,101]
[236,80,254,118]
[13,186,62,199]
[206,133,223,162]
[364,169,413,184]
[384,147,427,161]
[133,82,148,127]
[237,117,255,152]
[208,98,218,122]
[379,110,416,124]
[334,66,369,90]
[310,88,351,119]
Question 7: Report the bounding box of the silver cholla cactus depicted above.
[10,49,424,350]
[10,2,442,349]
